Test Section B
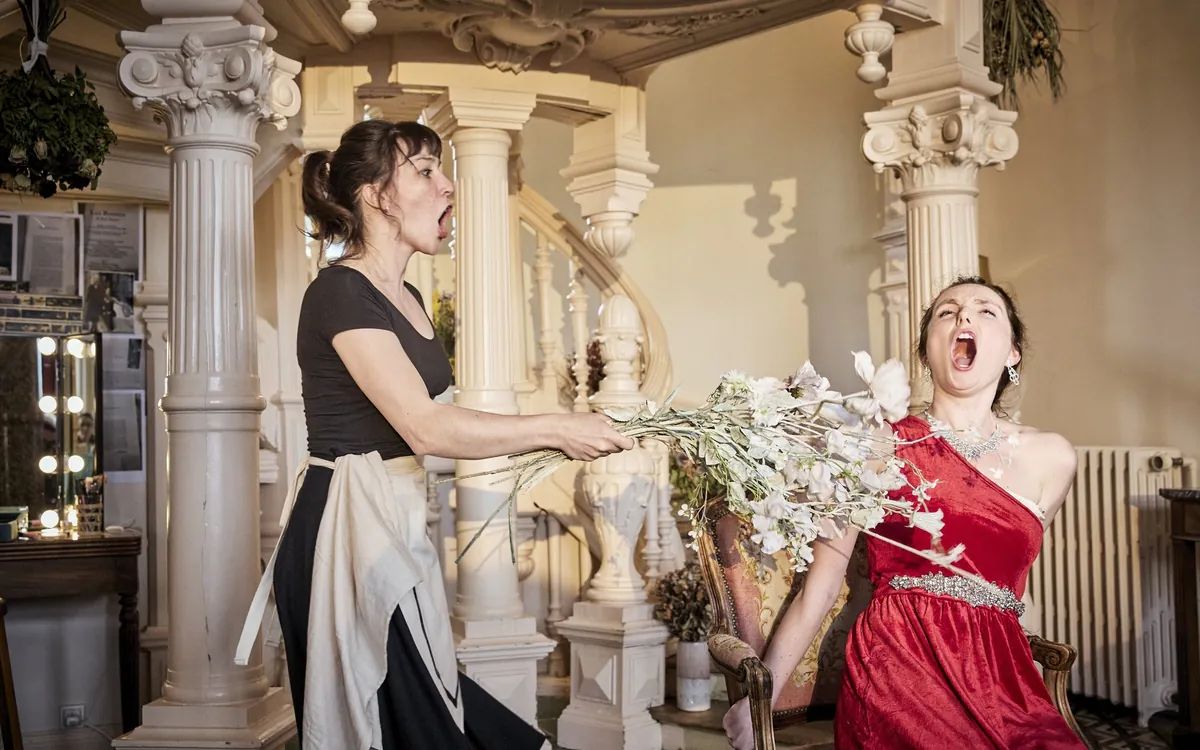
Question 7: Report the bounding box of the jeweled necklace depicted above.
[923,411,1003,460]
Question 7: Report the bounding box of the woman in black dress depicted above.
[237,120,632,749]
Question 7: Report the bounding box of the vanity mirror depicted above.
[0,332,103,533]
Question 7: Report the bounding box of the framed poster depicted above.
[81,203,143,277]
[16,212,82,295]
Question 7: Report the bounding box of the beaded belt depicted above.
[888,572,1025,617]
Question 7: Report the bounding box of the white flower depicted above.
[852,350,876,385]
[849,353,910,424]
[806,463,835,501]
[910,509,945,537]
[859,469,898,495]
[751,515,787,554]
[789,361,833,401]
[931,543,967,565]
[870,359,910,422]
[851,506,886,529]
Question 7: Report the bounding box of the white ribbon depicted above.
[21,0,49,73]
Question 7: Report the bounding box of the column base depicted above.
[555,602,669,750]
[112,688,295,750]
[453,616,557,725]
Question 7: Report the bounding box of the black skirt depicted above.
[273,464,547,750]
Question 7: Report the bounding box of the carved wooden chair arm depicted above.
[1026,632,1085,745]
[708,633,777,750]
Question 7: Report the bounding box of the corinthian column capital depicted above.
[119,25,301,143]
[863,94,1019,193]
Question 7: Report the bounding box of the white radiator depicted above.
[1024,447,1194,725]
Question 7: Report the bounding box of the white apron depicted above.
[235,452,462,750]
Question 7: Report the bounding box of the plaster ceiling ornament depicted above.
[606,8,766,38]
[369,0,790,73]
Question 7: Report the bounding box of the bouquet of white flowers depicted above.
[452,352,969,578]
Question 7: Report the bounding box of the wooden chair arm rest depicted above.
[709,633,763,678]
[1026,632,1077,672]
[709,634,777,750]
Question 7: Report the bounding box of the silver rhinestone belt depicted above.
[888,572,1025,617]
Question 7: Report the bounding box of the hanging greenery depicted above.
[0,0,118,197]
[984,0,1066,110]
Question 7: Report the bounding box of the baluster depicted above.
[566,261,591,413]
[545,514,566,676]
[533,234,564,394]
[640,439,667,587]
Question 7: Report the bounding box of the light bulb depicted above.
[38,455,58,473]
[65,506,78,527]
[67,338,85,358]
[67,454,85,473]
[67,396,83,413]
[39,395,57,413]
[88,342,96,358]
[37,337,56,356]
[40,509,59,529]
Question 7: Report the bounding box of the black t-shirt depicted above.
[297,264,453,460]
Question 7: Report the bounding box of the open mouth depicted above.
[438,205,453,240]
[952,331,977,371]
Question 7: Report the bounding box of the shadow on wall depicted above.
[640,10,883,388]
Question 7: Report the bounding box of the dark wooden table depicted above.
[1165,488,1200,749]
[0,530,141,734]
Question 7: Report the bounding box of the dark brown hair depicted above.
[916,275,1027,411]
[301,119,443,263]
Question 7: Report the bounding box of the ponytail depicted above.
[301,149,357,253]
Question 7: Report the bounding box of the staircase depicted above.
[423,184,686,677]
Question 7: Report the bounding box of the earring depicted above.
[1007,364,1020,385]
[923,365,931,380]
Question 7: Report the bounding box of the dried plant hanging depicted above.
[0,0,118,197]
[984,0,1067,110]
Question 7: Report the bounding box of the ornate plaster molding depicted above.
[119,26,302,143]
[862,93,1018,194]
[371,0,791,74]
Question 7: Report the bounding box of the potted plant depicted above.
[653,562,714,712]
[0,0,118,197]
[431,290,456,382]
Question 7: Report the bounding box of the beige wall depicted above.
[979,0,1200,460]
[523,11,883,405]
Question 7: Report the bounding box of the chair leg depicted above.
[0,597,23,750]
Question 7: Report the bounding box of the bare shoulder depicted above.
[1006,422,1077,510]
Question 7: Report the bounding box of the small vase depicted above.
[675,640,712,712]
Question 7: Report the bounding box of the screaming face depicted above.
[925,284,1019,395]
[385,146,455,256]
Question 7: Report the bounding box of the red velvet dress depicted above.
[835,416,1084,749]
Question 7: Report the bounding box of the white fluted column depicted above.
[116,10,300,747]
[853,0,1018,392]
[424,88,554,725]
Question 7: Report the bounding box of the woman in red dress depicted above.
[724,276,1086,749]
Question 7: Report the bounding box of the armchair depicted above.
[695,499,1085,750]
